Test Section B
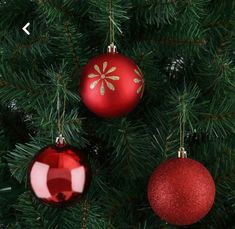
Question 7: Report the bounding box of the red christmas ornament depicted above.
[80,49,144,118]
[148,157,215,226]
[28,141,90,205]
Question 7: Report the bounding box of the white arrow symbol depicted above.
[22,22,30,35]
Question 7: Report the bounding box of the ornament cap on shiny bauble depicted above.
[148,157,215,226]
[80,52,144,118]
[28,144,91,206]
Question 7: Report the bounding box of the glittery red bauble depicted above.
[80,52,144,117]
[148,158,215,226]
[28,144,90,205]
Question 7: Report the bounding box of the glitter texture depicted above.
[148,158,215,225]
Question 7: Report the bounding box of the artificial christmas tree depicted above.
[0,0,235,228]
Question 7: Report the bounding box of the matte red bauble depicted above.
[148,158,215,226]
[28,143,90,205]
[80,52,144,118]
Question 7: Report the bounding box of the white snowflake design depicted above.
[88,61,120,96]
[133,68,144,96]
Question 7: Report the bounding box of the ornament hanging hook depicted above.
[56,75,66,143]
[108,42,117,53]
[109,0,114,44]
[178,94,187,158]
[55,134,65,145]
[57,87,61,134]
[107,0,117,53]
[178,147,187,158]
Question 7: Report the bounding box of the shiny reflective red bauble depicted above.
[80,52,144,118]
[148,158,215,226]
[28,143,90,205]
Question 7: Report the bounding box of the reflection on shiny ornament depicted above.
[28,144,90,205]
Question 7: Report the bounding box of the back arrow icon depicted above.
[22,22,30,35]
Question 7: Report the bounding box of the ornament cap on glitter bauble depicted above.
[28,135,91,206]
[80,43,144,118]
[147,149,215,226]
